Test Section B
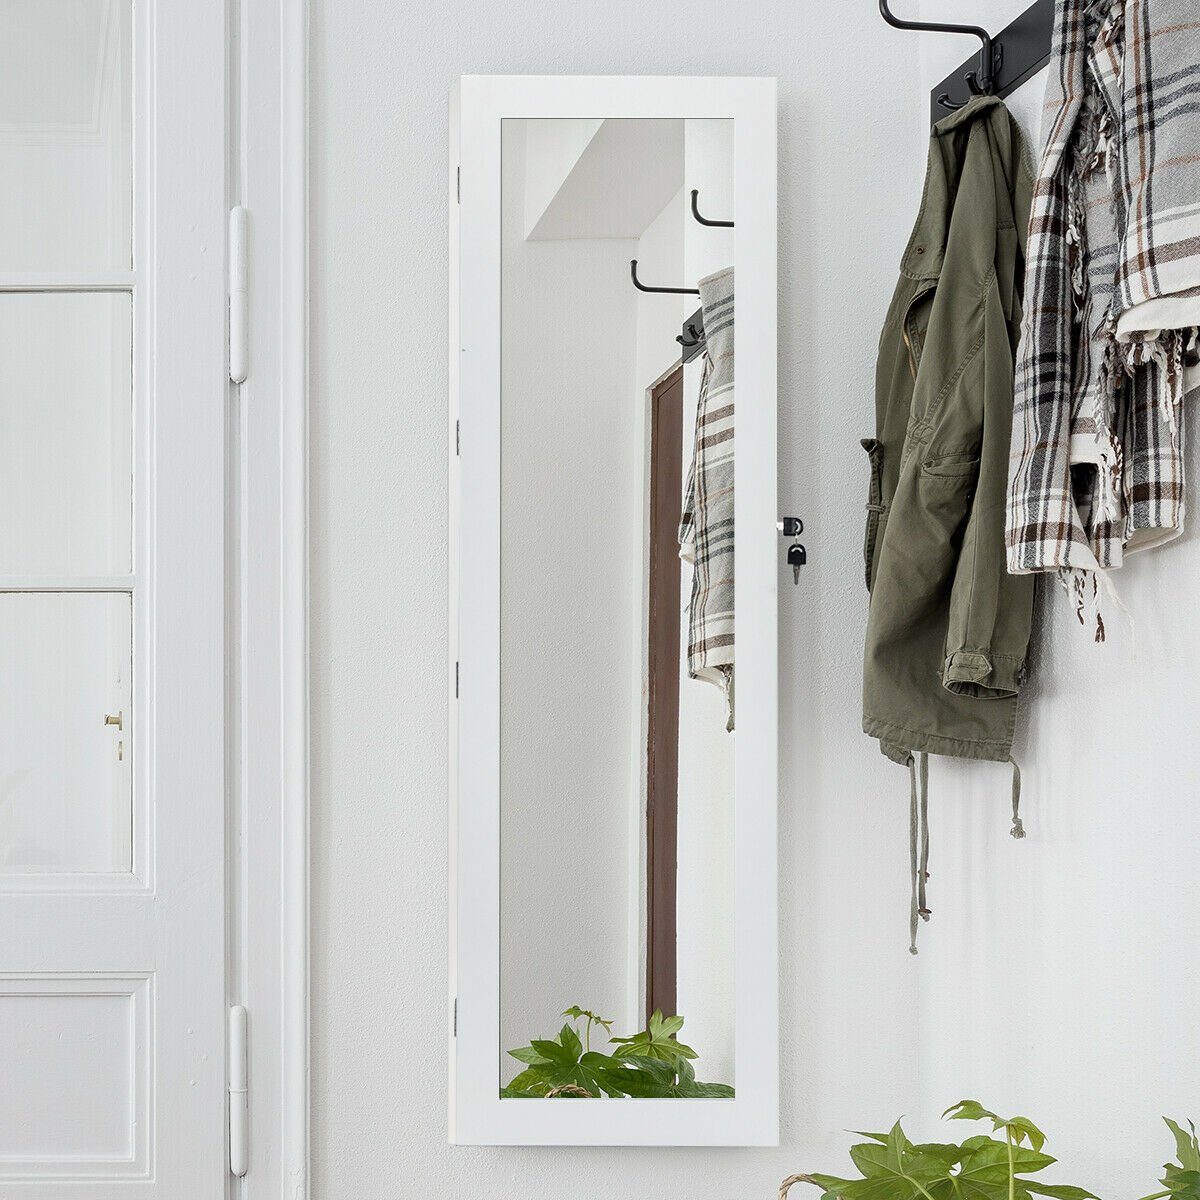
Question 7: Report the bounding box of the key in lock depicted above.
[787,542,807,584]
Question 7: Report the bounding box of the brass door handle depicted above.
[104,711,123,731]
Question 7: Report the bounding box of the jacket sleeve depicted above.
[943,291,1035,699]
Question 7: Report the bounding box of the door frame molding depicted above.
[236,1,309,1196]
[280,0,310,1193]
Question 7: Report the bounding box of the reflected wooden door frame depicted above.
[645,364,684,1023]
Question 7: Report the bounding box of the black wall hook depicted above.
[929,0,1052,123]
[630,259,699,296]
[878,0,997,98]
[690,189,733,228]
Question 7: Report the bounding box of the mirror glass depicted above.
[500,117,736,1100]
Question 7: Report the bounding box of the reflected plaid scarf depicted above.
[1006,0,1200,601]
[679,267,734,728]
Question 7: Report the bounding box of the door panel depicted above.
[0,0,133,270]
[0,293,133,575]
[0,592,131,873]
[0,0,227,1194]
[0,976,149,1174]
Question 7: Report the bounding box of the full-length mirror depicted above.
[451,75,777,1147]
[500,115,736,1102]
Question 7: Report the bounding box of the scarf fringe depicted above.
[1059,564,1133,645]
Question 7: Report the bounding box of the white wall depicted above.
[312,2,923,1194]
[307,0,1200,1195]
[908,4,1200,1193]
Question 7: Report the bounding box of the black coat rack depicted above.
[929,0,1054,123]
[628,188,733,365]
[879,0,1054,124]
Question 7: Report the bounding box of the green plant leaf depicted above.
[1005,1118,1049,1153]
[955,1137,1056,1185]
[944,1100,1047,1153]
[1161,1171,1200,1200]
[608,1009,698,1063]
[499,1067,550,1098]
[561,1006,615,1037]
[599,1054,734,1099]
[844,1122,956,1194]
[790,1104,1090,1200]
[502,1005,737,1099]
[803,1174,860,1199]
[600,1054,677,1098]
[507,1045,551,1065]
[669,1057,735,1098]
[529,1038,573,1066]
[558,1022,582,1061]
[1166,1120,1200,1174]
[649,1010,684,1038]
[944,1101,999,1125]
[514,1026,626,1096]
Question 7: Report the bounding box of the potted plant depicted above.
[779,1101,1096,1200]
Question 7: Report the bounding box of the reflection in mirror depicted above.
[500,117,735,1099]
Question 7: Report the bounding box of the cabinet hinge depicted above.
[455,661,459,699]
[228,206,249,384]
[453,997,458,1036]
[456,165,461,204]
[228,1006,248,1177]
[456,419,460,456]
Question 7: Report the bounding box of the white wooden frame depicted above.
[232,1,309,1195]
[449,75,778,1147]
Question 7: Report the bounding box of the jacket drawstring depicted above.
[1009,756,1025,839]
[908,752,931,955]
[908,755,1028,952]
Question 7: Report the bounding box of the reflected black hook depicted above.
[878,0,996,96]
[690,189,734,228]
[630,259,699,296]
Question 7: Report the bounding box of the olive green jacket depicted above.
[862,97,1035,766]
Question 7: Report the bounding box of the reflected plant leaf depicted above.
[608,1008,699,1063]
[500,1006,732,1099]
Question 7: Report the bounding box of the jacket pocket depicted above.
[921,450,980,480]
[861,438,885,592]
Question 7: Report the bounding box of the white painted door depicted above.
[0,1,227,1195]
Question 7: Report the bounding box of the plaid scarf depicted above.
[1006,0,1200,612]
[1113,1,1200,332]
[679,267,734,728]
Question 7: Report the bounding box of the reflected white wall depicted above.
[498,119,642,1072]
